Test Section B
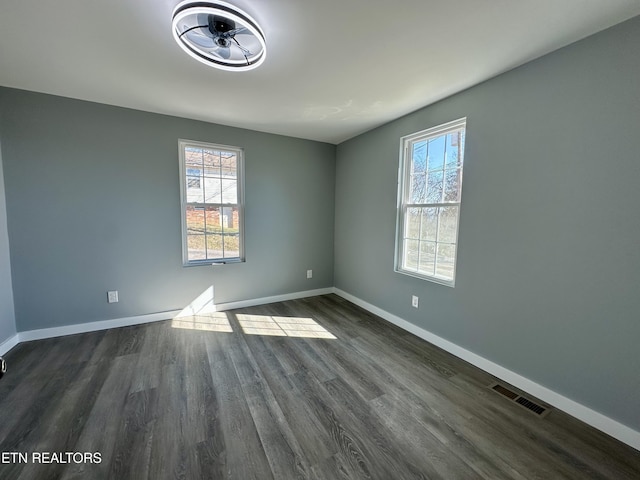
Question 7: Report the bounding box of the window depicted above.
[395,118,466,286]
[186,168,201,188]
[179,140,244,265]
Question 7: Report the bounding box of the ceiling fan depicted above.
[172,1,266,71]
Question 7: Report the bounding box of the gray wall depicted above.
[335,16,640,431]
[0,88,335,332]
[0,142,17,345]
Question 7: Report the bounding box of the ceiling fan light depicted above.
[172,0,267,72]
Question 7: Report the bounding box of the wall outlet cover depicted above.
[107,291,119,303]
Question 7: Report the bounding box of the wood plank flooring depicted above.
[0,294,638,479]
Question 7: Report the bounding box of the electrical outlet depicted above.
[107,291,119,303]
[306,269,313,279]
[411,295,419,308]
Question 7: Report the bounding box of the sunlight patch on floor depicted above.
[236,314,336,339]
[171,312,233,332]
[172,286,233,332]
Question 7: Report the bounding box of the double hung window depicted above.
[395,118,466,286]
[179,140,244,265]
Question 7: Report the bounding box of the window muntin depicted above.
[395,118,466,286]
[179,140,244,265]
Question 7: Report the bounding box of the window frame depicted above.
[394,118,467,287]
[178,139,245,266]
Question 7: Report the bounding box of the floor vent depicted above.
[492,383,519,400]
[515,397,547,416]
[489,383,550,418]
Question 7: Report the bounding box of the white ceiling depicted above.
[1,1,639,144]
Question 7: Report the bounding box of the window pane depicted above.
[427,136,445,171]
[426,170,444,203]
[404,239,419,271]
[410,173,426,203]
[186,178,204,203]
[185,147,203,168]
[418,241,436,275]
[420,207,438,241]
[222,206,239,230]
[187,235,206,261]
[186,206,205,234]
[186,175,201,190]
[204,206,221,233]
[436,244,456,279]
[203,177,222,204]
[445,131,463,168]
[221,178,237,203]
[223,234,240,258]
[444,168,461,202]
[412,141,427,173]
[203,149,220,175]
[206,234,224,260]
[438,206,459,243]
[221,153,237,177]
[406,208,421,239]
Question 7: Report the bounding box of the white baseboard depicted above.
[333,288,640,451]
[9,287,334,344]
[213,287,335,312]
[18,310,181,343]
[0,333,20,356]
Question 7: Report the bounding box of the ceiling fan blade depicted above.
[185,29,215,48]
[211,46,231,59]
[197,13,210,30]
[228,26,249,37]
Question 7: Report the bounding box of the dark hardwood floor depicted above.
[0,294,638,479]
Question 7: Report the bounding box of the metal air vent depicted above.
[489,382,550,418]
